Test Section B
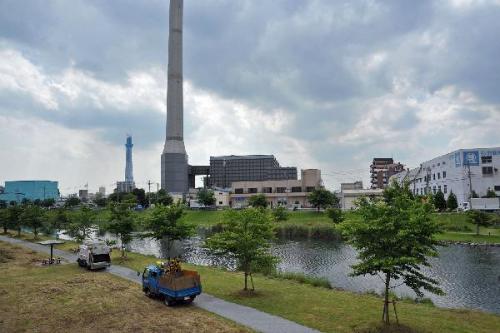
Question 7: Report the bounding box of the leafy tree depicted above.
[66,206,95,242]
[484,188,497,198]
[41,198,56,208]
[197,188,216,207]
[248,194,268,208]
[206,208,276,291]
[49,208,70,237]
[471,190,479,198]
[65,196,81,208]
[466,210,493,235]
[155,190,173,206]
[143,203,194,257]
[433,190,447,211]
[106,202,136,257]
[272,206,288,222]
[341,182,443,324]
[326,207,344,224]
[94,196,107,207]
[0,208,13,234]
[446,192,458,211]
[7,205,23,236]
[308,188,338,212]
[132,188,147,206]
[0,200,7,209]
[20,205,47,239]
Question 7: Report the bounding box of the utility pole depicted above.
[466,162,473,206]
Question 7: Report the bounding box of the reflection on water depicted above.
[58,229,500,314]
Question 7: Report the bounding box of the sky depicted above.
[1,0,499,195]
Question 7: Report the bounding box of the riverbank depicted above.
[7,232,498,333]
[0,240,249,333]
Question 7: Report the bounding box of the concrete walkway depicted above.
[0,235,321,333]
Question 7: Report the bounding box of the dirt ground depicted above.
[0,241,251,333]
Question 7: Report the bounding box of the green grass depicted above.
[5,231,500,332]
[0,241,250,333]
[109,250,500,333]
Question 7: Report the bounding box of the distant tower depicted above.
[125,135,134,183]
[161,0,188,194]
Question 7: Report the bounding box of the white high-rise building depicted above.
[390,147,500,209]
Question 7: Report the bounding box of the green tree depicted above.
[48,208,70,237]
[7,205,23,237]
[206,208,276,291]
[155,189,173,206]
[341,182,443,324]
[326,207,344,224]
[66,206,95,242]
[0,208,13,234]
[248,194,268,208]
[132,188,147,206]
[471,190,479,198]
[197,188,216,207]
[65,197,81,208]
[94,196,107,207]
[272,206,288,222]
[41,198,55,208]
[484,188,497,198]
[433,190,447,211]
[466,210,493,235]
[19,205,47,239]
[446,192,458,211]
[106,202,136,257]
[308,188,338,212]
[143,203,194,257]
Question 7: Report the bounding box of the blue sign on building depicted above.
[462,151,480,166]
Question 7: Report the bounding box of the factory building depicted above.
[229,169,321,209]
[0,180,60,203]
[390,147,500,209]
[209,155,297,189]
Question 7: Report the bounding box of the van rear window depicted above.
[92,253,110,263]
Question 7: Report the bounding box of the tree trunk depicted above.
[17,227,21,237]
[476,224,480,235]
[3,226,7,234]
[383,272,391,324]
[244,271,248,291]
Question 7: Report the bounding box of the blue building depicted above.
[0,180,60,203]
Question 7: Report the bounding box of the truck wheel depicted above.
[144,288,153,298]
[164,297,176,307]
[185,296,195,304]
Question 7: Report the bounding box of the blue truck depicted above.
[142,264,202,306]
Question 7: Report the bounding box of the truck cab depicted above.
[77,241,111,270]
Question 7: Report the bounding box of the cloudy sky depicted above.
[1,0,499,194]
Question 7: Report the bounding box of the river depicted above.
[58,229,500,314]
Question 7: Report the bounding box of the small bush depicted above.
[272,272,332,289]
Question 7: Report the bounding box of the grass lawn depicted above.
[108,249,500,333]
[0,240,250,333]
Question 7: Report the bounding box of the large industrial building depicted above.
[230,169,322,209]
[0,180,60,203]
[390,147,500,209]
[209,155,297,188]
[370,158,405,189]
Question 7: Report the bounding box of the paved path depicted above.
[0,235,321,333]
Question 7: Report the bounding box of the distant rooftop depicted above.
[210,155,275,160]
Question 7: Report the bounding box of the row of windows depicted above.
[233,186,315,194]
[412,185,448,195]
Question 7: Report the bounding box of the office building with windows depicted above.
[0,180,60,203]
[390,147,500,209]
[209,155,297,188]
